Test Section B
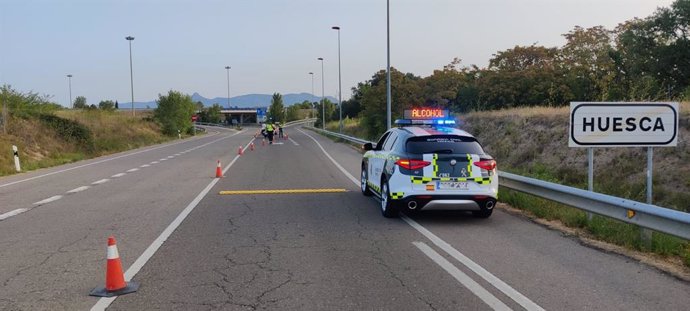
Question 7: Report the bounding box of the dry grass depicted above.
[0,110,170,176]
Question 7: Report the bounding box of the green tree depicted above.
[207,103,222,124]
[98,100,116,111]
[286,105,300,121]
[153,90,195,136]
[267,93,285,122]
[360,68,422,139]
[73,96,87,109]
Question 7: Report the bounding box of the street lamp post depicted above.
[66,74,73,108]
[386,0,391,130]
[125,36,135,116]
[317,57,325,130]
[225,66,231,109]
[332,26,343,133]
[309,72,315,118]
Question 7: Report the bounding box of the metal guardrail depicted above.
[306,127,690,240]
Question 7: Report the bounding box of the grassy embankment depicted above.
[328,103,690,267]
[0,110,173,177]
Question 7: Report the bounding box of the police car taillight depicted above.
[395,159,431,170]
[473,160,496,171]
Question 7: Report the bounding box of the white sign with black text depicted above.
[569,102,679,147]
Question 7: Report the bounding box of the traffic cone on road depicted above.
[89,236,139,297]
[238,145,244,155]
[262,139,266,146]
[215,160,223,178]
[285,133,289,140]
[250,142,255,151]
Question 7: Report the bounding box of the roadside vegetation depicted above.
[0,86,200,177]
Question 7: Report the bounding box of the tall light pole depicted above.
[225,66,231,109]
[386,0,391,130]
[332,26,343,133]
[309,72,315,118]
[66,74,73,108]
[125,36,135,116]
[317,57,325,130]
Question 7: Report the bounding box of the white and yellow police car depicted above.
[361,108,498,218]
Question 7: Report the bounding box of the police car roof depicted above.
[398,126,474,138]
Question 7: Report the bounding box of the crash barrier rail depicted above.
[306,127,690,241]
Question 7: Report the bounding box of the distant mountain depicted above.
[122,92,336,109]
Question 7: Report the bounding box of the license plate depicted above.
[437,181,468,190]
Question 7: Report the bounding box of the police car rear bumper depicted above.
[400,195,496,211]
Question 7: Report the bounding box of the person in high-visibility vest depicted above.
[266,122,275,144]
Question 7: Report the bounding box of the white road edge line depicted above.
[0,208,30,221]
[301,128,544,311]
[91,138,253,311]
[111,173,126,178]
[92,179,109,185]
[413,242,511,311]
[404,216,544,311]
[67,186,90,194]
[126,168,139,173]
[297,129,359,185]
[33,195,63,205]
[0,132,216,189]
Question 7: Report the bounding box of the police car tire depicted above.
[380,180,399,218]
[472,209,493,218]
[361,167,373,196]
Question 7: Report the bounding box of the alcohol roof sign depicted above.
[569,102,678,147]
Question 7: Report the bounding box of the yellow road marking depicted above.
[219,188,348,195]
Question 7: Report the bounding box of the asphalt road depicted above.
[1,123,688,310]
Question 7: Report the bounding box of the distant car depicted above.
[361,116,498,218]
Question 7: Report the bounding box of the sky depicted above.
[0,0,676,107]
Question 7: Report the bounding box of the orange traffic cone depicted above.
[262,139,266,146]
[250,142,255,151]
[90,236,139,297]
[238,146,244,155]
[215,160,223,178]
[285,133,289,139]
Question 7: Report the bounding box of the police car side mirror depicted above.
[362,143,373,151]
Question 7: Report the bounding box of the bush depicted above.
[37,114,94,151]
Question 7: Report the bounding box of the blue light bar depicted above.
[396,118,457,127]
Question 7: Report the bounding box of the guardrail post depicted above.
[641,147,654,248]
[12,145,21,172]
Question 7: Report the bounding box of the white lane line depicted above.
[140,164,150,168]
[298,129,359,185]
[175,153,181,156]
[167,156,174,159]
[289,137,299,146]
[126,168,140,173]
[304,128,543,311]
[91,138,253,311]
[160,158,168,161]
[111,173,126,178]
[92,179,109,185]
[404,216,544,311]
[67,186,90,194]
[0,208,30,221]
[33,195,63,205]
[150,161,159,164]
[0,133,217,189]
[413,242,511,311]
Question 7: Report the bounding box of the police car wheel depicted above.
[361,167,372,196]
[380,180,398,218]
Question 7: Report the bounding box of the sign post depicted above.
[570,102,679,247]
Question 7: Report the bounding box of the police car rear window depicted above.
[405,136,484,154]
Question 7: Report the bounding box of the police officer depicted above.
[266,121,275,144]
